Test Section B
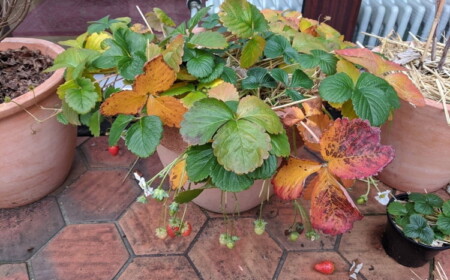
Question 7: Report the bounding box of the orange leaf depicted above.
[335,48,407,77]
[169,159,188,190]
[297,113,331,152]
[320,118,394,179]
[272,157,322,200]
[299,18,318,36]
[310,168,363,235]
[147,95,187,128]
[301,173,319,200]
[100,90,147,116]
[384,73,425,107]
[207,82,239,102]
[133,55,177,96]
[302,98,323,117]
[279,106,306,126]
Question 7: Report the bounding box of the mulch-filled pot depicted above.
[0,38,76,208]
[382,194,450,267]
[157,127,272,214]
[379,99,450,193]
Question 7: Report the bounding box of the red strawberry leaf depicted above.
[310,169,363,235]
[320,118,394,179]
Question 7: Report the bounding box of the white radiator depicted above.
[197,0,449,47]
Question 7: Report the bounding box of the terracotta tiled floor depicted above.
[1,136,449,280]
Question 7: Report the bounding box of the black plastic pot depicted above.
[382,194,450,267]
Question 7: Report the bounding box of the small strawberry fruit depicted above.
[181,222,192,237]
[226,240,235,249]
[254,219,267,235]
[166,225,179,238]
[155,227,167,240]
[108,145,119,156]
[356,195,368,205]
[219,233,229,246]
[288,232,300,241]
[314,260,335,275]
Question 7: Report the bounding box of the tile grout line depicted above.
[271,250,288,280]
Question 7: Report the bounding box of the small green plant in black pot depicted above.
[382,193,450,267]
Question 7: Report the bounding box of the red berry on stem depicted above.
[166,225,179,238]
[314,260,335,275]
[108,145,119,156]
[181,222,192,237]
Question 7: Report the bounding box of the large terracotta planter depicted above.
[157,127,272,213]
[379,99,450,192]
[0,38,76,208]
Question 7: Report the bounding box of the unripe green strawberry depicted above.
[219,233,229,246]
[254,219,267,235]
[155,227,168,239]
[356,195,368,205]
[289,231,300,241]
[226,241,235,249]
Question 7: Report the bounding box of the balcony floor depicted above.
[1,136,449,280]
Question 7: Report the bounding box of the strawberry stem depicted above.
[294,200,320,241]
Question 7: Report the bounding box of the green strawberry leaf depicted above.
[443,200,450,217]
[181,91,207,108]
[201,13,220,29]
[108,114,135,146]
[189,31,228,49]
[180,98,234,145]
[46,48,99,74]
[213,119,271,174]
[240,35,266,68]
[199,61,225,83]
[125,116,163,157]
[186,144,216,182]
[299,49,337,75]
[186,51,215,78]
[264,35,301,64]
[241,67,277,89]
[319,72,354,103]
[219,0,268,38]
[174,189,204,204]
[248,154,277,179]
[290,69,313,89]
[65,77,98,114]
[237,96,284,134]
[285,89,305,101]
[437,214,450,235]
[88,110,103,137]
[210,158,254,192]
[387,201,408,216]
[269,132,290,157]
[412,193,444,215]
[351,73,392,126]
[221,66,238,84]
[270,68,289,85]
[404,214,435,245]
[87,16,120,34]
[117,51,147,80]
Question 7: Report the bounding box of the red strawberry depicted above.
[314,260,335,275]
[181,222,192,237]
[166,225,179,238]
[108,145,119,156]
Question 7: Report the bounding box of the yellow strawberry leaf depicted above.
[272,157,322,200]
[384,73,425,107]
[146,43,162,61]
[163,35,185,72]
[336,59,360,84]
[170,159,188,190]
[207,82,239,102]
[147,95,187,128]
[85,32,111,51]
[100,90,147,116]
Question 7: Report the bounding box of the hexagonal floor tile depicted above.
[339,215,430,280]
[0,263,29,280]
[278,251,350,279]
[135,153,165,182]
[80,137,137,168]
[0,197,64,261]
[119,200,207,255]
[263,197,337,251]
[188,218,283,280]
[434,250,449,279]
[50,151,87,197]
[59,170,141,223]
[117,256,198,279]
[347,180,393,215]
[31,224,128,280]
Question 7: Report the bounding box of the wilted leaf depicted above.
[310,169,363,235]
[170,160,188,189]
[320,118,394,179]
[237,96,284,134]
[100,90,147,116]
[384,73,425,106]
[297,113,331,152]
[272,157,322,200]
[163,35,185,72]
[240,35,266,68]
[134,55,177,96]
[279,106,305,126]
[213,119,271,174]
[303,98,323,116]
[154,8,176,27]
[335,48,407,77]
[147,96,187,128]
[208,82,239,101]
[219,0,268,38]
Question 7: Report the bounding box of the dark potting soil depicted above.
[0,46,53,104]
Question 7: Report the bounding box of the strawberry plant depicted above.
[48,0,425,246]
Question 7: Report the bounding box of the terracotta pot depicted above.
[0,38,76,208]
[379,99,450,192]
[157,127,272,213]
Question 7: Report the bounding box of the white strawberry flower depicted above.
[375,190,391,205]
[133,172,154,197]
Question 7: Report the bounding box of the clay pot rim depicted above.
[0,37,65,119]
[424,97,450,110]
